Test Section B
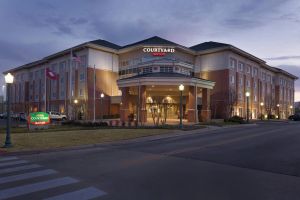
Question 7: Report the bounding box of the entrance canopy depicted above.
[117,73,215,89]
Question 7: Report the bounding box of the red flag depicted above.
[46,68,58,80]
[71,52,81,63]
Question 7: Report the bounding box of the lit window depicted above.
[79,73,85,81]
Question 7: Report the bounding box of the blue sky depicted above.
[0,0,300,100]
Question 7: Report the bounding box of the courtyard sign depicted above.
[143,47,175,56]
[28,112,50,125]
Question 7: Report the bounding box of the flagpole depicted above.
[93,64,96,122]
[45,67,47,112]
[69,49,73,120]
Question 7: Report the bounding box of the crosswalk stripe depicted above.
[44,187,107,200]
[0,160,28,167]
[0,177,79,200]
[0,169,57,184]
[0,164,42,175]
[0,156,18,162]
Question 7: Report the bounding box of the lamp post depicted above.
[74,99,78,120]
[277,104,280,119]
[3,73,14,148]
[290,105,293,116]
[245,91,250,123]
[179,84,184,129]
[260,102,264,120]
[100,93,104,120]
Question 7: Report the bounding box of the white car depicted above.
[47,112,67,121]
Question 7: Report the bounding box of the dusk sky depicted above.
[1,0,300,100]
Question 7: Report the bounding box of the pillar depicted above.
[139,85,147,123]
[120,87,130,122]
[187,86,196,122]
[201,88,211,122]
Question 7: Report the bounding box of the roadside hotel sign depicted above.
[143,47,175,57]
[28,112,50,130]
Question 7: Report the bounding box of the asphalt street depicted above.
[1,122,300,199]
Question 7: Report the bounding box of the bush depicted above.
[268,114,276,119]
[61,120,108,127]
[225,115,245,124]
[103,114,120,119]
[288,114,300,121]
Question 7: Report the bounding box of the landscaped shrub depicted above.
[103,114,120,119]
[225,115,245,124]
[288,114,300,121]
[61,120,108,127]
[268,114,276,119]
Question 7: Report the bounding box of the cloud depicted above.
[265,56,300,60]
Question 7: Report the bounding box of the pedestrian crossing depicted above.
[0,156,107,200]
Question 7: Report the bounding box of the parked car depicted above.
[288,114,300,121]
[0,113,5,119]
[47,111,67,121]
[18,112,27,121]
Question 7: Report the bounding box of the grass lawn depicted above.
[0,128,172,152]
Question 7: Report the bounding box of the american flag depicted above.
[71,51,81,63]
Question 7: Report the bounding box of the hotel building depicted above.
[3,36,297,123]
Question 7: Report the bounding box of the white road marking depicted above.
[0,164,41,175]
[44,187,107,200]
[0,160,28,167]
[0,177,79,200]
[0,156,18,162]
[0,169,57,184]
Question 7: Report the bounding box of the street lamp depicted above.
[3,73,14,148]
[73,99,78,120]
[277,104,280,119]
[179,84,184,129]
[245,92,250,123]
[260,102,264,120]
[100,93,104,120]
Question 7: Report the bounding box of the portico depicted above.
[117,73,215,125]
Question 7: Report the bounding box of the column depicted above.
[187,86,196,122]
[139,85,147,123]
[201,88,211,122]
[120,87,130,122]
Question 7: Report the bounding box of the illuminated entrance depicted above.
[117,73,215,125]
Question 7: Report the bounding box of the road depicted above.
[1,122,300,199]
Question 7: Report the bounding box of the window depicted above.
[246,80,250,87]
[143,67,152,74]
[239,77,243,85]
[254,95,257,102]
[40,69,45,77]
[254,81,257,89]
[29,72,33,79]
[160,66,173,73]
[79,73,85,81]
[253,68,258,76]
[80,56,86,68]
[59,62,66,72]
[35,71,39,79]
[230,58,236,68]
[247,65,251,73]
[79,89,83,96]
[230,75,235,84]
[238,92,243,100]
[238,62,244,72]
